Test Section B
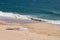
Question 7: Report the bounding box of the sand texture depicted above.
[0,21,60,40]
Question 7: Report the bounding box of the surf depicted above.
[0,11,32,20]
[0,11,60,25]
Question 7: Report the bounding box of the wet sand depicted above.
[0,16,60,40]
[0,16,39,24]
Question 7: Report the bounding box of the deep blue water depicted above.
[0,0,60,20]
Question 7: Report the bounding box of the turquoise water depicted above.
[0,0,60,20]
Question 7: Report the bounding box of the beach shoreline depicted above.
[0,16,40,24]
[0,16,60,27]
[0,16,60,40]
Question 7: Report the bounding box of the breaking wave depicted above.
[0,11,60,25]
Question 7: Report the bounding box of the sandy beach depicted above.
[0,16,60,40]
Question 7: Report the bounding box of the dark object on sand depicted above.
[6,27,28,31]
[6,28,15,30]
[6,28,20,30]
[31,18,42,22]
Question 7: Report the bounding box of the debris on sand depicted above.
[6,27,28,31]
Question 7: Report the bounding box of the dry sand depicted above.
[0,16,60,40]
[0,21,60,40]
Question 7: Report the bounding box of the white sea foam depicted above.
[0,11,60,25]
[27,16,60,25]
[39,18,60,25]
[46,20,60,25]
[0,11,31,20]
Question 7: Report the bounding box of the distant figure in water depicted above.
[31,18,42,22]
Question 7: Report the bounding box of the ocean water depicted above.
[0,0,60,24]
